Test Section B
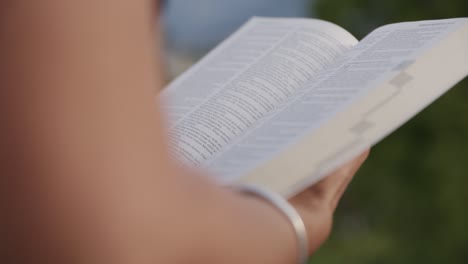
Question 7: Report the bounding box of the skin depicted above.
[0,0,369,263]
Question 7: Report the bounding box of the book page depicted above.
[162,17,358,166]
[208,18,468,191]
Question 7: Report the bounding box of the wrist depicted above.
[290,201,333,256]
[237,193,300,263]
[233,185,309,264]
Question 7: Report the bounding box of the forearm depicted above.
[0,1,297,263]
[159,171,298,263]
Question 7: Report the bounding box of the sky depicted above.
[163,0,311,54]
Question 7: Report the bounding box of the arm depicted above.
[0,1,368,263]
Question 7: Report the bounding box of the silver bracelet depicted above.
[233,184,309,264]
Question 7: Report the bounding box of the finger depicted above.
[328,150,369,210]
[289,150,369,255]
[307,150,369,207]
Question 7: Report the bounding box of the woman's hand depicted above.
[1,0,370,262]
[290,150,370,255]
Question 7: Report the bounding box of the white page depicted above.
[208,18,468,183]
[162,17,358,166]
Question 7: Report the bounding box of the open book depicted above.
[161,17,468,197]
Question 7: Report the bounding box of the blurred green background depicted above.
[313,1,468,263]
[163,0,468,263]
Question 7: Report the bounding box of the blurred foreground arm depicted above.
[0,1,368,263]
